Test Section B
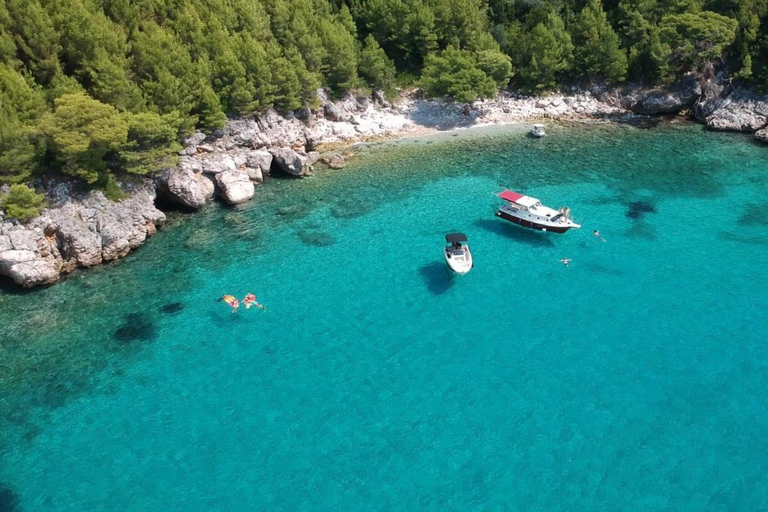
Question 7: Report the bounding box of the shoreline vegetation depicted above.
[2,0,768,287]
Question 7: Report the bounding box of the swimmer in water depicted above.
[218,294,240,313]
[594,230,606,242]
[560,257,572,267]
[243,293,267,311]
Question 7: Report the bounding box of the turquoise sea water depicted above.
[2,121,768,510]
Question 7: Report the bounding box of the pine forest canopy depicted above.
[0,0,763,198]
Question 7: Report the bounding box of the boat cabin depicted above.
[498,191,541,211]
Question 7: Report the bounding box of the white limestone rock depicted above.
[215,170,254,204]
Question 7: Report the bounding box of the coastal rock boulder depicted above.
[201,154,237,174]
[324,103,346,122]
[0,225,63,287]
[617,76,701,114]
[51,207,103,267]
[246,150,273,176]
[181,131,207,155]
[95,190,166,260]
[0,249,61,287]
[704,97,768,132]
[159,167,215,209]
[215,170,254,204]
[294,107,315,127]
[270,147,311,176]
[755,126,768,143]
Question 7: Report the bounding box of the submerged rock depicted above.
[321,152,346,169]
[113,312,157,343]
[626,201,657,219]
[160,302,184,314]
[329,197,372,219]
[296,229,335,247]
[0,482,20,512]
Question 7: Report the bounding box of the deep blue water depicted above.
[2,121,768,510]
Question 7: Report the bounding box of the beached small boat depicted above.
[495,190,581,233]
[444,233,473,274]
[530,124,547,138]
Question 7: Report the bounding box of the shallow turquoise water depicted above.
[2,121,768,510]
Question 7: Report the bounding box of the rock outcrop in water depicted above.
[604,75,702,114]
[157,166,215,209]
[215,169,254,204]
[697,88,768,133]
[0,182,164,287]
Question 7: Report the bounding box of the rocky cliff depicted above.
[0,182,164,287]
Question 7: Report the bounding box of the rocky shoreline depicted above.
[2,77,767,288]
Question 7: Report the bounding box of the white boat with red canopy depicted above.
[495,190,581,233]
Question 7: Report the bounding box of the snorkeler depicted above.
[593,230,606,242]
[242,293,267,311]
[559,257,572,267]
[218,294,240,313]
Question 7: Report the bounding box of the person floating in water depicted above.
[218,294,240,313]
[242,293,267,311]
[593,230,606,242]
[559,257,572,267]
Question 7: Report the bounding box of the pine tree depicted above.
[572,0,629,83]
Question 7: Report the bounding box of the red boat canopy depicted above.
[499,191,525,202]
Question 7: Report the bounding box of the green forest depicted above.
[1,0,766,210]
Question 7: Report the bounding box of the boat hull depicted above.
[444,248,473,274]
[495,210,572,233]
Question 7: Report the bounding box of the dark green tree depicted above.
[659,11,738,74]
[40,92,129,183]
[507,11,574,92]
[357,0,437,71]
[358,34,397,92]
[4,0,61,84]
[420,45,498,102]
[572,0,629,83]
[0,64,47,182]
[119,111,182,175]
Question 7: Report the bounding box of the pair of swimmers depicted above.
[218,293,266,313]
[560,229,606,267]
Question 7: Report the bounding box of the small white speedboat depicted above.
[530,124,546,138]
[444,233,473,274]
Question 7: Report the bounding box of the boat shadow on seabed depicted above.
[473,219,555,248]
[418,261,455,296]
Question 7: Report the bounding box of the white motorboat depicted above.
[530,124,546,137]
[444,233,473,274]
[495,190,581,233]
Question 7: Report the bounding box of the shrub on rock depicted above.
[1,184,46,222]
